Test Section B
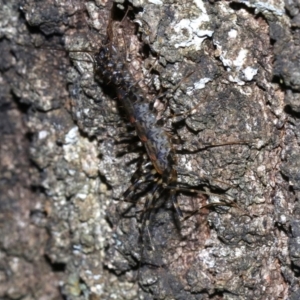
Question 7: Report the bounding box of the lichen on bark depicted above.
[1,0,299,299]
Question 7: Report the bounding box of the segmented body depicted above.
[94,45,182,216]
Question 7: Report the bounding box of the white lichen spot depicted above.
[255,139,265,149]
[228,74,245,85]
[68,169,76,176]
[91,284,104,294]
[257,165,266,174]
[214,43,231,69]
[76,184,89,201]
[148,0,163,5]
[198,249,215,268]
[245,123,252,132]
[185,160,193,172]
[279,214,287,224]
[234,246,245,258]
[242,66,258,81]
[253,195,266,204]
[82,270,92,278]
[93,274,101,280]
[233,49,248,68]
[228,29,238,39]
[131,0,146,7]
[170,0,213,50]
[65,127,79,144]
[194,0,208,11]
[215,43,255,85]
[187,77,212,95]
[73,244,82,251]
[38,130,49,139]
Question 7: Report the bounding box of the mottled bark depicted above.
[0,0,298,299]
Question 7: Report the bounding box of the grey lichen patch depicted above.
[265,0,300,99]
[212,3,263,85]
[136,0,214,63]
[9,47,70,111]
[63,127,99,178]
[235,0,286,19]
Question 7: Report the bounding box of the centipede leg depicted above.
[165,185,235,206]
[124,172,158,201]
[123,163,156,199]
[170,189,183,219]
[139,183,164,249]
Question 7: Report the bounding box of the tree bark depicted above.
[0,0,297,299]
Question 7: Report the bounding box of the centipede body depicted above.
[94,42,190,218]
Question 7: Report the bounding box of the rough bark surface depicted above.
[0,0,299,299]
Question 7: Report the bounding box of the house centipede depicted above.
[93,4,237,223]
[94,45,184,218]
[92,11,244,297]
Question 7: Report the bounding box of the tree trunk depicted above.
[0,0,297,299]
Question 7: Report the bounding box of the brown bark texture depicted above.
[0,0,298,299]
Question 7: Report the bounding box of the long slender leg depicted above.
[164,185,234,202]
[123,169,158,201]
[139,183,163,248]
[170,189,183,219]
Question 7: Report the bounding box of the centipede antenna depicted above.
[120,5,133,24]
[185,140,252,152]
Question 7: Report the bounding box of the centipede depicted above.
[95,6,271,300]
[94,5,243,296]
[94,4,237,220]
[94,44,183,216]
